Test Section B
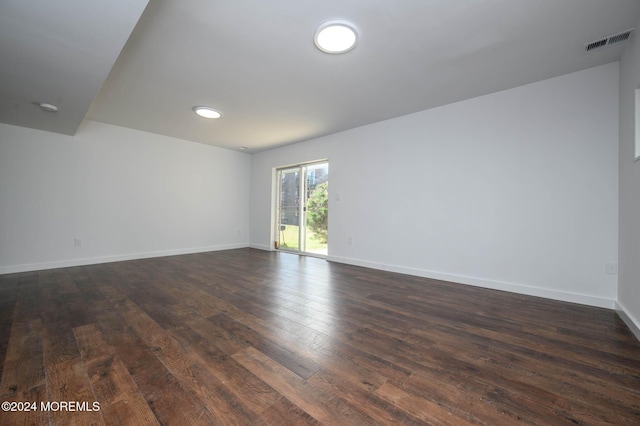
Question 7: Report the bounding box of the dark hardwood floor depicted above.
[0,248,639,425]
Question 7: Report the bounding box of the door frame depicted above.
[273,159,328,257]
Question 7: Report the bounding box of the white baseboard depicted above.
[327,255,616,309]
[616,301,640,341]
[249,243,273,251]
[0,243,249,275]
[3,248,620,313]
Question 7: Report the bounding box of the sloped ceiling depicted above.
[2,1,640,152]
[0,0,149,135]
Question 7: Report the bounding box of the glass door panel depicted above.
[277,168,300,251]
[304,162,328,255]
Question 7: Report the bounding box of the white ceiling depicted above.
[2,1,640,152]
[0,0,148,135]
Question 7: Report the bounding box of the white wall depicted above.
[0,120,250,273]
[250,62,619,308]
[617,15,640,336]
[1,63,621,311]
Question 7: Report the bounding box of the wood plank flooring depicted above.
[0,248,639,425]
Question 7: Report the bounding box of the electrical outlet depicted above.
[74,238,82,247]
[605,262,618,275]
[348,236,353,245]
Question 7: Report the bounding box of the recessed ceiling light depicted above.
[192,106,221,119]
[314,20,358,54]
[39,102,58,112]
[240,146,249,151]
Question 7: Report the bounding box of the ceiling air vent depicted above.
[584,29,633,53]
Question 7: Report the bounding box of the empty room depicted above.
[1,1,640,424]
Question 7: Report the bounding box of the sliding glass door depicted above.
[276,161,328,256]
